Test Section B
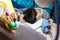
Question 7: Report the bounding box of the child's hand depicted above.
[17,11,25,23]
[49,19,54,26]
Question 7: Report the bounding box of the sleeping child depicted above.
[17,8,50,24]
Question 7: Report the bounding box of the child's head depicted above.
[23,8,41,24]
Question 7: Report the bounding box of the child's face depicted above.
[35,9,42,20]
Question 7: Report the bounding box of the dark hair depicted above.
[23,8,37,24]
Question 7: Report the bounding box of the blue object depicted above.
[12,0,34,9]
[42,21,50,33]
[58,0,60,15]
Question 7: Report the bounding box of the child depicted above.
[18,8,50,24]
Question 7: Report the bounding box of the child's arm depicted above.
[42,9,50,20]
